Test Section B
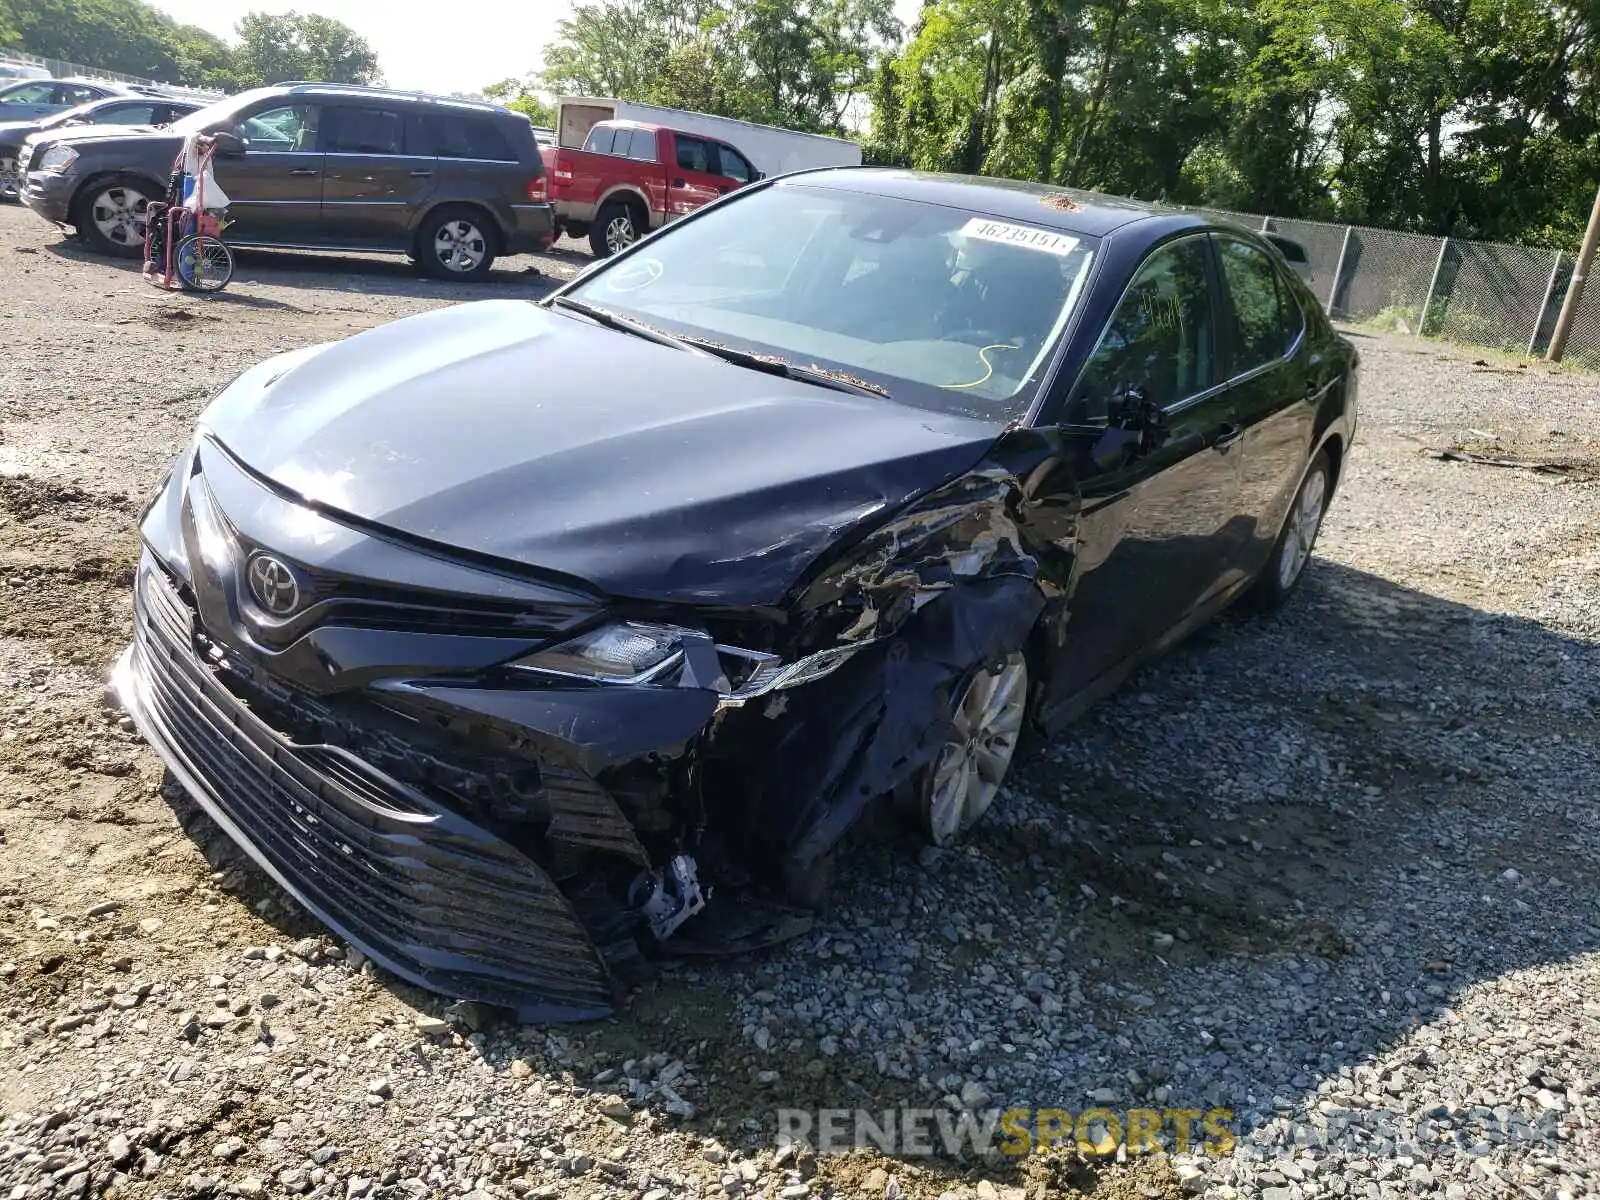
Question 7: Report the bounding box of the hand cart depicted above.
[142,133,235,293]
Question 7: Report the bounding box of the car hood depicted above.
[202,299,1003,607]
[32,124,177,150]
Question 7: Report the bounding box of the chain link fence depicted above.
[0,46,222,101]
[1177,203,1600,366]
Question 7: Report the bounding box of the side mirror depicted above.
[208,130,245,157]
[1090,424,1143,471]
[1091,384,1164,469]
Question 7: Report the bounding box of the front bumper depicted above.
[20,170,73,224]
[505,202,556,255]
[113,560,618,1021]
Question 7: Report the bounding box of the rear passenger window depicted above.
[610,128,637,157]
[325,106,404,155]
[1216,238,1295,374]
[583,125,616,155]
[434,116,515,161]
[626,131,657,162]
[102,103,157,125]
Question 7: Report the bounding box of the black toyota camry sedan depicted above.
[114,169,1358,1020]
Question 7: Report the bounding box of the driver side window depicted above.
[1067,237,1215,424]
[237,104,320,152]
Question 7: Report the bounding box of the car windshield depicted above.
[168,88,281,137]
[566,181,1099,420]
[0,81,54,104]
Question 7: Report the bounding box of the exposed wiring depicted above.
[944,343,1019,390]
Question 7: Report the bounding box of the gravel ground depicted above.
[1,203,1598,1200]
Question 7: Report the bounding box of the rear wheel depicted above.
[76,175,156,257]
[590,199,642,258]
[415,206,498,280]
[0,154,19,201]
[1250,449,1331,610]
[175,234,234,292]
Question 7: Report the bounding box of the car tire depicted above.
[74,174,157,258]
[0,153,19,202]
[782,849,836,911]
[415,206,499,280]
[590,199,643,259]
[1250,448,1332,611]
[909,649,1030,847]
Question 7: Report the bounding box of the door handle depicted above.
[1212,422,1244,451]
[672,178,686,188]
[288,168,318,176]
[409,169,432,178]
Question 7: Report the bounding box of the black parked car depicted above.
[113,170,1358,1020]
[0,94,202,200]
[18,82,554,279]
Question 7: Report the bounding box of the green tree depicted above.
[482,77,555,125]
[540,0,899,134]
[231,10,380,88]
[8,0,187,80]
[0,0,20,46]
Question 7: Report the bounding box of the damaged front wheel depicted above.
[919,651,1028,847]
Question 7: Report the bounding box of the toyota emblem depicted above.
[247,554,301,616]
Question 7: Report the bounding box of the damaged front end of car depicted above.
[114,420,1054,1021]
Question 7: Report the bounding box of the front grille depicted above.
[126,565,616,1018]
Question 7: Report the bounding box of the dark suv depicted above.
[19,82,554,280]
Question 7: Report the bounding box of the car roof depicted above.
[271,81,516,117]
[776,167,1212,240]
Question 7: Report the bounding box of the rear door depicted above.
[1211,235,1318,573]
[213,102,324,244]
[1043,233,1247,700]
[667,134,724,221]
[563,122,619,223]
[319,102,435,248]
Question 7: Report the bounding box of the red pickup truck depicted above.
[542,119,762,258]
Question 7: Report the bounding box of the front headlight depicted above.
[38,145,77,173]
[513,621,692,684]
[511,622,872,701]
[139,455,178,523]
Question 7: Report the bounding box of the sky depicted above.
[147,0,926,98]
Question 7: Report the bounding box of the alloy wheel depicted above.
[1277,464,1328,590]
[605,212,637,255]
[0,156,17,198]
[91,185,151,247]
[433,219,487,274]
[925,651,1028,846]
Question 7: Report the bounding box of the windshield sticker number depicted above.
[959,218,1080,257]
